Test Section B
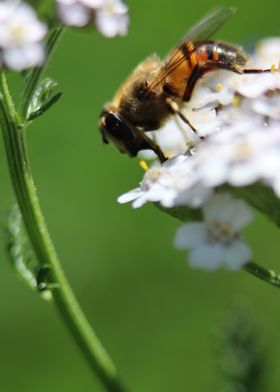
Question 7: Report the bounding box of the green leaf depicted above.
[27,77,62,121]
[28,92,62,121]
[5,204,38,291]
[155,203,202,222]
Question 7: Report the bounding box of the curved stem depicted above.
[0,77,127,392]
[244,261,280,289]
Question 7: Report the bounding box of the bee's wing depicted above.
[146,6,236,92]
[182,6,236,44]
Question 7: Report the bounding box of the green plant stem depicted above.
[244,261,280,289]
[18,27,63,119]
[0,75,127,392]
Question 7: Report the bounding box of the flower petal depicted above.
[188,243,225,270]
[203,193,254,231]
[117,188,142,204]
[95,0,129,37]
[229,200,255,231]
[3,44,45,70]
[57,3,90,26]
[174,223,207,249]
[224,240,252,270]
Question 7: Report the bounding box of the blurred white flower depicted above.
[0,1,47,70]
[56,0,129,37]
[0,2,45,47]
[233,72,280,99]
[95,0,128,37]
[252,94,280,120]
[194,125,280,187]
[254,37,280,68]
[174,193,254,270]
[56,0,92,27]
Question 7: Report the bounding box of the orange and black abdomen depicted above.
[194,40,247,67]
[165,40,247,99]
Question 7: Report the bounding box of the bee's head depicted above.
[99,108,166,163]
[99,109,144,158]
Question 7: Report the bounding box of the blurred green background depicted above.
[1,0,280,391]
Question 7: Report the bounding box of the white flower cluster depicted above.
[0,1,47,70]
[56,0,129,37]
[119,38,280,270]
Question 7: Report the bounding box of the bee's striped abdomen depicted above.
[196,40,247,66]
[164,40,247,100]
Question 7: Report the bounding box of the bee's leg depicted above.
[204,61,272,75]
[138,129,167,163]
[213,63,272,75]
[183,62,273,101]
[242,68,272,74]
[165,97,204,139]
[183,65,212,101]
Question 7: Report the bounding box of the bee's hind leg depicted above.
[220,64,272,74]
[183,62,273,102]
[243,68,272,74]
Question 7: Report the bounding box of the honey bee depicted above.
[99,7,271,163]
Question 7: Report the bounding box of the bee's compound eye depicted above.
[103,112,135,143]
[105,112,123,132]
[99,111,141,157]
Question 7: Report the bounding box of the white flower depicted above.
[0,1,47,70]
[56,0,129,37]
[117,156,212,209]
[174,193,254,270]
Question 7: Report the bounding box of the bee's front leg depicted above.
[165,98,201,136]
[138,129,167,163]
